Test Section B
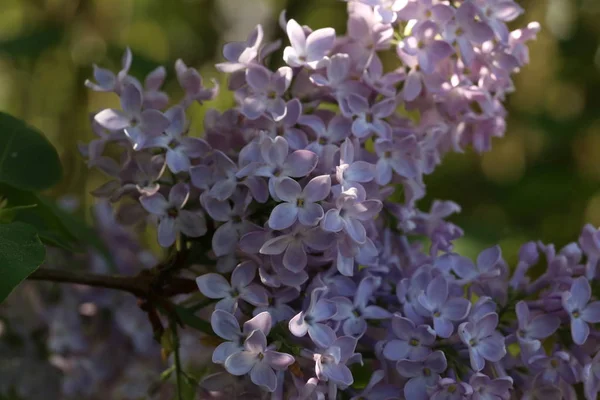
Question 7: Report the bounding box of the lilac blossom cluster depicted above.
[31,0,600,398]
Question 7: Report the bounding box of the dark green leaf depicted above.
[0,222,45,303]
[172,305,214,336]
[0,26,63,57]
[0,185,114,267]
[0,112,62,191]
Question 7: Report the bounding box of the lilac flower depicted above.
[175,59,218,106]
[224,329,294,392]
[450,246,503,282]
[458,312,506,371]
[314,336,358,387]
[398,21,454,74]
[515,301,560,353]
[583,351,600,400]
[216,24,264,73]
[429,378,473,400]
[469,373,513,400]
[200,190,256,257]
[561,276,600,345]
[141,106,210,172]
[382,314,436,361]
[346,94,395,139]
[94,83,169,150]
[579,224,600,279]
[196,261,269,312]
[142,66,169,109]
[250,136,318,198]
[396,350,447,400]
[289,288,337,348]
[335,139,376,195]
[253,288,298,324]
[331,276,391,337]
[259,226,333,272]
[268,175,331,230]
[309,53,352,92]
[417,275,471,338]
[283,19,335,69]
[210,310,272,364]
[85,48,132,93]
[374,135,421,184]
[239,65,293,121]
[322,188,382,245]
[139,183,206,247]
[528,352,577,385]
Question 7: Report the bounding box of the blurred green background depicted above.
[0,0,599,265]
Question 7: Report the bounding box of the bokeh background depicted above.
[0,0,599,265]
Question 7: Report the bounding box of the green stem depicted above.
[171,320,184,400]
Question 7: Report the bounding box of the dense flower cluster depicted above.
[8,0,600,399]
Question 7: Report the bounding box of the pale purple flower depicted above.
[85,47,132,93]
[331,276,391,337]
[175,59,218,106]
[322,187,381,245]
[141,106,210,172]
[210,310,272,364]
[200,190,256,257]
[139,183,206,247]
[196,261,269,313]
[268,175,331,230]
[253,288,298,324]
[396,350,447,400]
[249,136,318,198]
[240,65,292,121]
[382,314,435,361]
[417,275,471,338]
[458,312,506,371]
[260,225,333,272]
[398,21,454,74]
[583,351,600,400]
[469,373,513,400]
[561,276,600,345]
[142,66,169,109]
[450,246,503,283]
[579,224,600,279]
[224,329,294,392]
[528,351,577,385]
[335,139,376,195]
[515,301,560,354]
[289,287,337,348]
[374,135,421,184]
[283,19,335,69]
[346,94,395,139]
[94,83,170,150]
[216,24,264,73]
[429,378,473,400]
[314,336,358,387]
[309,53,351,91]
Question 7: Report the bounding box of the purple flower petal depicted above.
[211,310,241,341]
[308,323,337,348]
[303,175,331,202]
[157,217,177,247]
[284,150,318,177]
[274,177,302,202]
[298,203,324,226]
[250,361,277,392]
[283,240,307,272]
[269,203,299,230]
[583,302,600,323]
[139,193,168,215]
[225,351,258,375]
[196,273,231,299]
[94,109,130,131]
[264,350,294,370]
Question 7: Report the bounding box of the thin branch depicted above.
[27,268,197,298]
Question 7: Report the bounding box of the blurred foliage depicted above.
[0,0,599,266]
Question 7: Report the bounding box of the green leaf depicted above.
[172,305,214,336]
[0,222,45,304]
[0,185,115,267]
[0,112,62,191]
[0,26,63,57]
